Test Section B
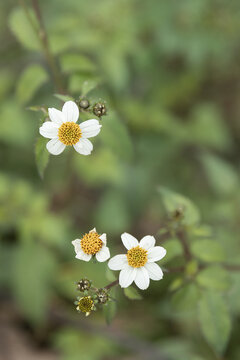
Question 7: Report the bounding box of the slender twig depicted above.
[19,0,64,93]
[104,280,119,290]
[177,230,192,261]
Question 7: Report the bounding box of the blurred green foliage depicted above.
[1,0,240,359]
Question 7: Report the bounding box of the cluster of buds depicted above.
[74,278,113,316]
[77,97,107,119]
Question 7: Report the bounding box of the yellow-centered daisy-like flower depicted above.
[76,296,94,316]
[39,101,102,155]
[72,228,110,262]
[108,233,166,290]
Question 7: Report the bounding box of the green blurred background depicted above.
[1,0,240,359]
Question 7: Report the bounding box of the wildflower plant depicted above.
[8,0,240,358]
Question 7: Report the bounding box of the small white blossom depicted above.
[108,233,166,290]
[72,228,110,263]
[39,101,101,155]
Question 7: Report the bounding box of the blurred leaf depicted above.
[8,7,40,51]
[12,242,56,324]
[103,300,117,325]
[196,266,231,291]
[160,238,182,265]
[54,93,74,102]
[16,65,48,104]
[95,189,131,235]
[200,152,238,196]
[35,136,49,178]
[60,54,96,73]
[191,240,224,263]
[81,80,99,96]
[101,112,133,160]
[171,283,200,311]
[159,187,200,226]
[198,291,231,354]
[124,286,142,300]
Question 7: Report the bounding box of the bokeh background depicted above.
[1,0,240,359]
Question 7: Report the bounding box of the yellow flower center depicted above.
[81,231,103,255]
[77,296,94,314]
[127,246,148,268]
[58,122,81,145]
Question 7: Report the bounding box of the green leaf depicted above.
[171,283,200,311]
[8,7,40,51]
[198,291,231,354]
[158,187,200,226]
[60,54,96,73]
[196,266,231,291]
[200,152,238,196]
[54,93,74,102]
[103,301,117,325]
[191,239,224,263]
[16,65,48,104]
[160,238,182,265]
[101,112,133,160]
[124,286,142,300]
[35,136,49,178]
[12,242,56,325]
[81,80,99,96]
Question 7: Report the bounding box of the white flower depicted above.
[72,228,110,263]
[39,100,101,155]
[108,233,166,290]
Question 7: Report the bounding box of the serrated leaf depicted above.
[54,93,74,102]
[124,286,142,300]
[16,65,48,104]
[196,266,231,291]
[198,291,231,354]
[35,136,49,178]
[8,7,40,51]
[158,187,200,226]
[103,301,117,325]
[191,240,224,263]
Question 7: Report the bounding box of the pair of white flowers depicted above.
[72,229,166,290]
[39,100,101,155]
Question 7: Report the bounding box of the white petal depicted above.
[147,246,167,262]
[62,101,79,122]
[134,267,150,290]
[99,233,107,245]
[119,266,137,288]
[139,235,156,250]
[48,108,65,125]
[46,138,65,155]
[121,233,139,250]
[75,249,91,262]
[96,246,110,262]
[80,119,102,138]
[39,121,59,139]
[90,227,97,233]
[73,138,93,155]
[144,262,163,280]
[108,254,128,270]
[72,239,81,253]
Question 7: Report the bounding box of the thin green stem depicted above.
[19,0,64,93]
[104,279,119,290]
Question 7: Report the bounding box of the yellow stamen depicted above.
[77,296,94,316]
[81,231,103,255]
[127,246,147,268]
[58,122,81,145]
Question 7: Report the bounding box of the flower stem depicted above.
[19,0,64,93]
[104,279,119,290]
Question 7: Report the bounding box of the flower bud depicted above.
[96,288,109,304]
[93,102,107,117]
[76,278,91,292]
[78,99,90,109]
